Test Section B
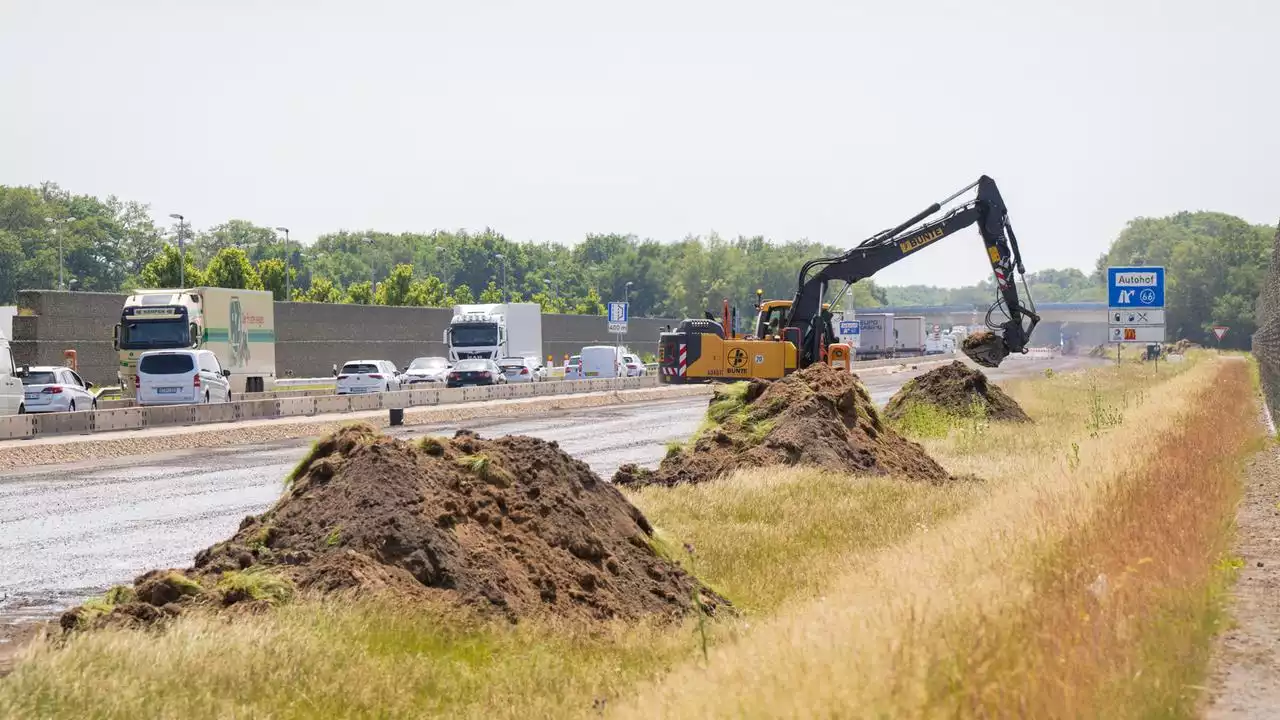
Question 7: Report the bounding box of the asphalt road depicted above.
[0,355,1101,623]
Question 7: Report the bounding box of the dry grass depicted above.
[0,355,1250,719]
[605,356,1251,719]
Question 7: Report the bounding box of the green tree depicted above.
[204,247,263,290]
[256,259,295,301]
[407,275,449,307]
[305,277,343,303]
[479,280,503,303]
[139,245,204,288]
[346,280,374,305]
[375,263,415,306]
[574,287,605,315]
[450,284,475,305]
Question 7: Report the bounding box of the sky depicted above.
[2,0,1276,288]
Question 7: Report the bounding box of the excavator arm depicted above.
[785,175,1040,368]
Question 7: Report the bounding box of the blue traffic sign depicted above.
[1107,266,1165,307]
[607,302,629,323]
[839,320,860,335]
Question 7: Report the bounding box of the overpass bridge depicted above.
[867,302,1112,347]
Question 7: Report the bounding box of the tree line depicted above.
[1,182,1270,345]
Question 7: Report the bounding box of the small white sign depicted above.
[1107,308,1165,326]
[608,321,627,334]
[1212,326,1229,340]
[754,354,764,364]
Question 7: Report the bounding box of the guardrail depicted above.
[0,376,671,442]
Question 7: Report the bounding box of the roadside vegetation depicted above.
[0,352,1256,719]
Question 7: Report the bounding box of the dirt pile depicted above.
[613,363,953,488]
[1088,344,1110,358]
[1171,338,1202,354]
[883,361,1032,423]
[62,423,727,631]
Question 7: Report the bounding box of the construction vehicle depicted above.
[657,175,1040,382]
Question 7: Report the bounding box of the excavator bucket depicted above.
[961,330,1010,368]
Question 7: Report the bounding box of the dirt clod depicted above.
[883,361,1032,423]
[613,363,953,488]
[60,421,726,630]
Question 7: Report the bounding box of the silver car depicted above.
[402,356,451,385]
[20,366,97,413]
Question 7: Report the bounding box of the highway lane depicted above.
[0,355,1101,623]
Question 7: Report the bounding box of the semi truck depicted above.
[114,287,277,398]
[893,315,927,357]
[443,303,543,363]
[853,313,895,359]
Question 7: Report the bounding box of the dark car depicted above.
[446,359,506,388]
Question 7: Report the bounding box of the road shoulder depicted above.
[1205,441,1280,718]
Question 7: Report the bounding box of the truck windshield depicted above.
[119,318,190,349]
[450,324,498,347]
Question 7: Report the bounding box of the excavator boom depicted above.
[785,175,1039,368]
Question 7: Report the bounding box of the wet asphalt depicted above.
[0,355,1101,622]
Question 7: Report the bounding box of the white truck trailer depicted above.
[443,302,543,363]
[114,287,277,397]
[893,316,927,357]
[853,312,895,359]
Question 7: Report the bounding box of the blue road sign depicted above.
[1107,266,1165,307]
[839,320,860,335]
[608,302,629,323]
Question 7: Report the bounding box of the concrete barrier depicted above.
[235,400,280,421]
[31,411,94,436]
[313,396,351,415]
[348,394,382,412]
[99,399,133,410]
[437,388,464,405]
[192,402,238,425]
[0,414,35,440]
[408,389,439,406]
[144,405,196,427]
[381,391,412,410]
[93,407,145,432]
[278,397,316,418]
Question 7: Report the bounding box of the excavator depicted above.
[657,175,1040,382]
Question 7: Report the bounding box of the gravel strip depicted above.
[0,386,713,470]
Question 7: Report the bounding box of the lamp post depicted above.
[274,227,291,300]
[495,253,508,303]
[434,245,451,290]
[168,214,186,287]
[361,237,376,301]
[619,280,634,353]
[43,216,76,290]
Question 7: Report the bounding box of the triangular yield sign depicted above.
[1212,326,1228,340]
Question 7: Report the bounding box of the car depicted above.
[402,356,451,385]
[135,349,232,406]
[446,358,506,388]
[580,345,622,379]
[336,360,402,395]
[19,365,98,413]
[497,356,541,383]
[621,353,646,377]
[563,354,582,380]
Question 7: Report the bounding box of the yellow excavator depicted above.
[657,175,1040,382]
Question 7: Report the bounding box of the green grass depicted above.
[455,453,512,487]
[215,568,295,606]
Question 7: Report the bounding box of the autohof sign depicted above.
[1107,265,1166,343]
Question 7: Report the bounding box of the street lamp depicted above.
[362,237,376,299]
[274,227,291,300]
[495,253,508,303]
[434,245,451,289]
[44,216,76,290]
[169,214,186,288]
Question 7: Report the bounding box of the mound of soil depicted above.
[613,363,953,488]
[1171,338,1201,354]
[883,361,1032,423]
[63,423,727,631]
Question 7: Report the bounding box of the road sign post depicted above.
[1107,266,1166,363]
[607,302,629,354]
[1212,325,1229,346]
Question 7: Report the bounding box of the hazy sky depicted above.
[2,0,1276,287]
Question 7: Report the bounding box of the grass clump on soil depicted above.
[216,568,295,606]
[614,363,953,488]
[883,360,1031,428]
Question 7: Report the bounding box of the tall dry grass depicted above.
[605,357,1251,718]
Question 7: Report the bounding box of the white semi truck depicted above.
[893,315,927,357]
[443,303,543,363]
[114,287,277,397]
[853,312,895,359]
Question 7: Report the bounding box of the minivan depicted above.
[136,349,232,406]
[579,346,622,379]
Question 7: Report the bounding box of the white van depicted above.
[136,349,232,406]
[0,331,23,415]
[579,345,622,379]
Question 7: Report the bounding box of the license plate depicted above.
[587,371,598,376]
[157,387,179,394]
[24,393,39,401]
